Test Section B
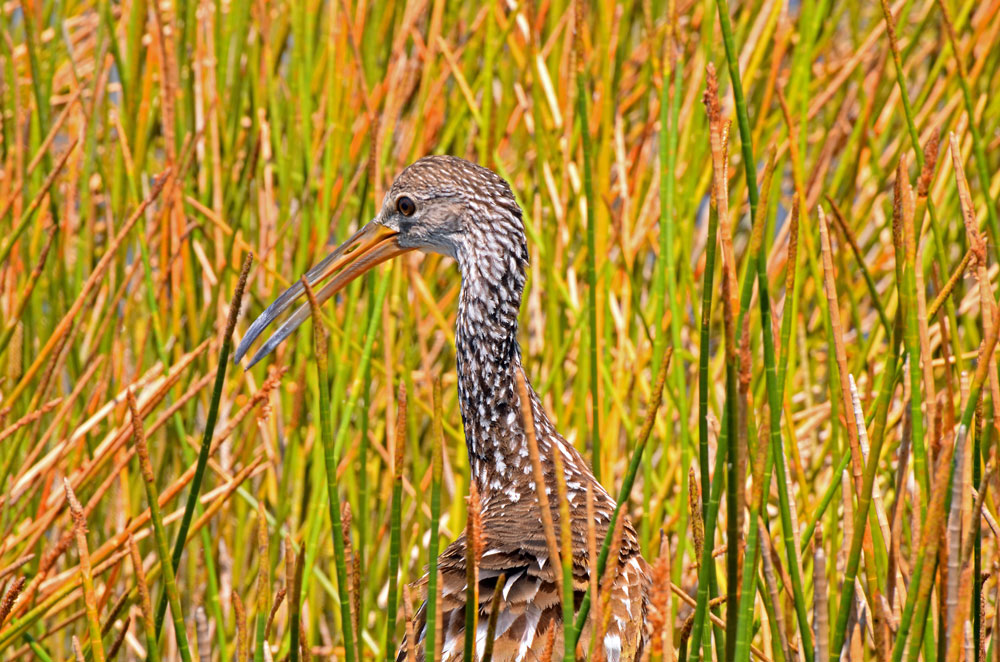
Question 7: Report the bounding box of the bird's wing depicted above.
[397,526,649,662]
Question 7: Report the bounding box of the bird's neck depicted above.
[455,249,593,505]
[453,245,536,497]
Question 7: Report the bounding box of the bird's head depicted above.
[234,155,526,368]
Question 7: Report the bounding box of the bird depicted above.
[234,155,649,662]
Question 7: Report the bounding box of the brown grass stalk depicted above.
[817,206,863,495]
[820,203,889,658]
[585,481,600,651]
[0,398,61,444]
[594,513,626,662]
[928,248,975,320]
[299,620,312,662]
[703,64,737,340]
[106,616,130,662]
[402,584,419,662]
[904,168,938,433]
[108,616,132,662]
[64,478,106,662]
[548,403,575,654]
[234,593,248,662]
[647,532,672,662]
[943,460,992,662]
[688,468,704,571]
[100,592,130,638]
[464,480,483,660]
[951,133,1000,442]
[0,577,25,627]
[905,428,964,658]
[517,370,563,601]
[265,588,286,641]
[0,555,34,583]
[128,534,160,662]
[887,405,911,612]
[341,500,360,641]
[72,634,85,662]
[540,626,557,662]
[850,375,892,546]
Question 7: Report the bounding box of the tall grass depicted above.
[1,0,999,660]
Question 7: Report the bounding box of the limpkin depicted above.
[234,156,649,661]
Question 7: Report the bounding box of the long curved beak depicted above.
[233,222,412,368]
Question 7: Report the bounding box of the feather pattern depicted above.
[384,156,650,662]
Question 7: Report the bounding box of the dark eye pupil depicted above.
[398,197,415,216]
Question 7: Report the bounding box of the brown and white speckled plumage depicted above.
[380,157,650,662]
[235,155,649,661]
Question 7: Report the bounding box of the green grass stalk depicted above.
[657,0,692,591]
[570,349,671,645]
[684,410,729,662]
[254,502,270,662]
[893,300,1000,662]
[577,40,602,484]
[127,392,194,662]
[155,253,253,634]
[425,380,445,662]
[386,384,407,661]
[302,278,357,662]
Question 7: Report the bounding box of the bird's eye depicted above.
[397,196,416,217]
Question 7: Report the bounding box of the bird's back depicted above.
[397,488,649,662]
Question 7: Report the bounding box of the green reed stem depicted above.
[893,306,1000,662]
[657,1,691,585]
[879,0,949,519]
[302,279,357,662]
[714,0,812,657]
[577,52,601,484]
[425,380,445,662]
[128,393,194,662]
[386,385,406,662]
[685,410,729,662]
[731,150,777,662]
[732,437,775,662]
[22,635,54,662]
[696,158,720,528]
[289,544,304,662]
[154,254,252,635]
[253,504,269,662]
[551,429,577,662]
[570,349,671,645]
[830,324,901,655]
[714,1,758,221]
